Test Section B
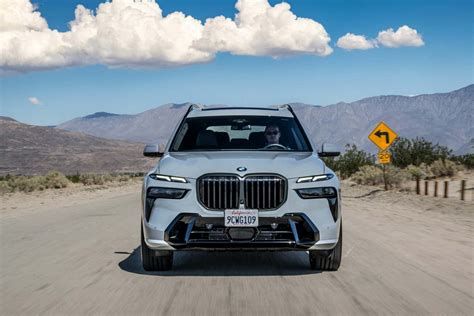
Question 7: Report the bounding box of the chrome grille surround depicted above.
[197,174,287,211]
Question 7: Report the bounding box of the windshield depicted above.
[170,115,311,152]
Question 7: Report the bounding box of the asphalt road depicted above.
[1,189,473,315]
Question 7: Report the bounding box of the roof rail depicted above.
[186,103,294,112]
[280,103,294,112]
[190,103,203,110]
[201,106,280,111]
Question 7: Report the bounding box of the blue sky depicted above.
[1,0,472,126]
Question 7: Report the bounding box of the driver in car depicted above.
[264,125,281,146]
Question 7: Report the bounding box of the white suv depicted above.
[141,104,342,271]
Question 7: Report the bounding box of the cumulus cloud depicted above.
[195,0,332,57]
[1,1,424,72]
[376,25,424,48]
[336,33,377,51]
[28,96,42,105]
[0,0,212,72]
[0,0,332,73]
[336,25,424,52]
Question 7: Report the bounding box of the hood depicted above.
[156,151,326,179]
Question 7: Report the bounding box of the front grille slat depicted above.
[213,178,216,209]
[258,178,261,209]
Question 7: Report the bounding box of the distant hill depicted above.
[291,84,474,154]
[57,103,190,145]
[83,112,124,119]
[0,116,18,122]
[0,117,154,175]
[56,85,474,154]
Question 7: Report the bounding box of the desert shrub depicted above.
[406,164,424,179]
[66,172,81,183]
[44,171,69,189]
[0,181,12,194]
[451,154,474,169]
[351,165,408,188]
[351,165,383,186]
[78,173,131,185]
[79,173,105,186]
[323,144,375,179]
[390,137,452,168]
[405,163,433,180]
[0,174,12,182]
[1,171,70,193]
[1,172,134,194]
[429,159,462,177]
[116,175,131,182]
[101,173,114,183]
[8,176,42,192]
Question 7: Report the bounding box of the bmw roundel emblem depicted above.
[237,166,247,172]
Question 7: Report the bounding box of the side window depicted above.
[172,122,188,151]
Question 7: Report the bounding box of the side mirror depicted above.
[318,143,340,157]
[143,144,165,158]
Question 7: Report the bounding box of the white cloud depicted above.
[0,0,332,73]
[195,0,332,57]
[0,0,47,32]
[0,0,212,72]
[336,25,424,52]
[376,25,424,48]
[28,96,42,105]
[336,33,377,51]
[1,1,424,73]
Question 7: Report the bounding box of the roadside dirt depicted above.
[0,180,142,219]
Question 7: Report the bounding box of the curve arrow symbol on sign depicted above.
[375,130,389,143]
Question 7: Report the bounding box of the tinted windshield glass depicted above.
[171,116,311,151]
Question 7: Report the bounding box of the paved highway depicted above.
[1,187,472,315]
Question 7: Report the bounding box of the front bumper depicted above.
[142,175,341,251]
[161,213,318,250]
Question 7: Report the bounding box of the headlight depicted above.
[147,187,188,199]
[149,174,187,183]
[295,187,337,199]
[144,187,188,222]
[295,186,339,221]
[296,173,334,183]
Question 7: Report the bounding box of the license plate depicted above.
[224,209,258,227]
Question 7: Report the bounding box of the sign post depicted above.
[368,121,398,190]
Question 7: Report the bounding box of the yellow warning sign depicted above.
[378,151,391,164]
[368,121,398,151]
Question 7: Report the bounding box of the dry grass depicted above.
[0,171,142,194]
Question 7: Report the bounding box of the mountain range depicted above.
[57,85,474,154]
[0,117,154,175]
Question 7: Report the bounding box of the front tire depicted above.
[141,225,173,271]
[309,224,342,271]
